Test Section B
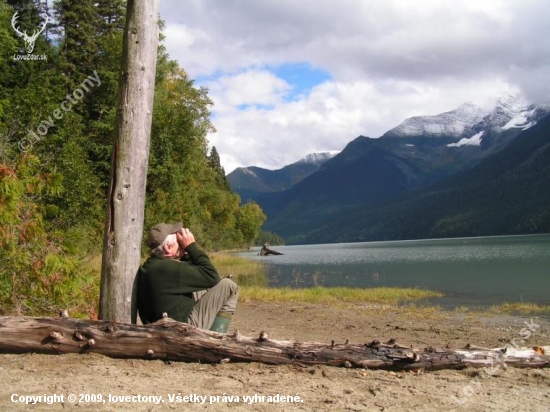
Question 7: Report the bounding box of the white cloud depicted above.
[160,0,550,172]
[207,76,516,172]
[205,70,291,112]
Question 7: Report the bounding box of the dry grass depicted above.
[488,302,550,315]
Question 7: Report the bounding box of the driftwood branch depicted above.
[0,316,548,371]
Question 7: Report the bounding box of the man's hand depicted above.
[176,227,196,250]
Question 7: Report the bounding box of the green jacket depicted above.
[136,243,220,324]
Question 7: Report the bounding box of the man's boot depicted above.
[210,312,232,333]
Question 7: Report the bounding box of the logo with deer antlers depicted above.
[11,11,49,54]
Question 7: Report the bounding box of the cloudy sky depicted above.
[159,0,550,173]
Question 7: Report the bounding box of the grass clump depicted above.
[210,252,267,287]
[239,286,443,306]
[489,302,550,315]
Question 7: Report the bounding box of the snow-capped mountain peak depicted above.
[296,151,339,165]
[488,95,529,127]
[386,102,487,138]
[462,94,550,138]
[385,96,550,141]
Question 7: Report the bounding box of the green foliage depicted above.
[208,146,229,189]
[53,0,101,90]
[255,230,285,246]
[0,158,98,317]
[0,4,17,94]
[235,202,266,246]
[0,2,267,316]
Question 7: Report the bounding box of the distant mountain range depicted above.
[227,96,550,244]
[228,151,338,194]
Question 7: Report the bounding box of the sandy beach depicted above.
[1,302,549,411]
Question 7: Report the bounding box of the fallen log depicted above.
[0,316,548,371]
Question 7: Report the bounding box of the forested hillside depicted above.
[266,114,550,244]
[0,0,265,316]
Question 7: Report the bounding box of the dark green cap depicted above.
[146,222,183,249]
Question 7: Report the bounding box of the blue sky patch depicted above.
[194,63,332,112]
[237,103,276,111]
[269,63,332,101]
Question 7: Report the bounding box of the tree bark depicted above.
[99,0,160,322]
[0,316,548,371]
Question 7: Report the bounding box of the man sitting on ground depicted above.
[135,222,239,333]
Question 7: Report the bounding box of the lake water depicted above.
[235,234,550,311]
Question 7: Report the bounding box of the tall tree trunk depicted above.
[99,0,160,322]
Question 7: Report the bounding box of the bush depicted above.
[0,157,98,317]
